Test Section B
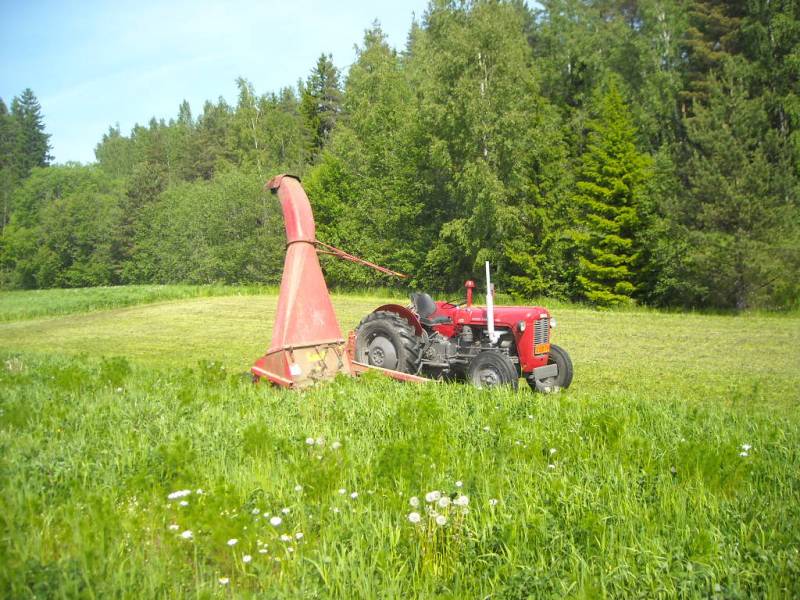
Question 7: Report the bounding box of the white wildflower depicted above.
[167,489,191,500]
[287,547,295,553]
[338,488,346,495]
[742,444,752,451]
[332,507,340,514]
[281,507,291,514]
[242,554,252,564]
[408,512,421,524]
[295,532,304,540]
[280,534,292,542]
[218,577,229,585]
[195,489,204,495]
[168,524,179,531]
[740,451,749,457]
[227,538,238,546]
[294,484,303,492]
[331,441,342,450]
[179,500,189,507]
[454,495,469,506]
[483,426,490,432]
[180,530,193,539]
[350,492,358,499]
[549,448,557,455]
[548,464,556,469]
[258,548,268,554]
[437,496,451,508]
[251,508,260,515]
[315,437,325,446]
[409,496,420,508]
[455,480,463,488]
[424,491,442,503]
[305,437,315,445]
[435,514,447,526]
[270,516,282,526]
[489,498,499,507]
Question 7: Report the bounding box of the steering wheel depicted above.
[441,298,467,308]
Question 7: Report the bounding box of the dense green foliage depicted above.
[1,1,798,309]
[1,287,799,597]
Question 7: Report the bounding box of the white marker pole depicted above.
[485,261,499,344]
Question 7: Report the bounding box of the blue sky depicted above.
[0,0,429,164]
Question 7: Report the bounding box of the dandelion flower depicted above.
[251,508,260,515]
[227,538,238,546]
[350,492,358,499]
[242,554,252,564]
[295,532,304,540]
[270,516,282,526]
[305,437,315,445]
[218,577,229,585]
[167,489,191,500]
[180,530,193,539]
[454,495,469,506]
[331,441,342,450]
[409,496,420,508]
[435,514,447,526]
[455,480,463,488]
[489,498,499,507]
[742,444,752,451]
[294,484,303,493]
[408,512,421,524]
[424,491,441,503]
[437,496,451,508]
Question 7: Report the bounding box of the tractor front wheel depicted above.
[527,344,573,392]
[355,311,420,374]
[468,351,519,391]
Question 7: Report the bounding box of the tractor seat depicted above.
[411,292,452,326]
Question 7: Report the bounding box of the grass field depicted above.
[1,286,799,598]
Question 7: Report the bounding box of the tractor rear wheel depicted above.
[355,311,420,374]
[468,351,519,391]
[527,344,573,392]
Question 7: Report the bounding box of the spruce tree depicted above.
[300,54,342,159]
[10,88,51,177]
[574,80,650,306]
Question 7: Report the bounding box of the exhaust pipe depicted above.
[485,261,500,345]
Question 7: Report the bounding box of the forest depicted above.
[0,0,798,310]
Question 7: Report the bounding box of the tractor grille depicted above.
[534,317,549,350]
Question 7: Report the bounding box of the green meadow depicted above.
[1,286,799,598]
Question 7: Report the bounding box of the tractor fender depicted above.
[371,304,424,336]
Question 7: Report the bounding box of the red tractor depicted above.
[354,264,572,392]
[251,174,572,392]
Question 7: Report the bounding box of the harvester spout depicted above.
[251,175,353,388]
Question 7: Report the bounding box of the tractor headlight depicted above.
[517,320,526,332]
[550,317,557,329]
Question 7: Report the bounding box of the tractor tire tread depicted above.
[355,311,421,374]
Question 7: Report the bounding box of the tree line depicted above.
[1,0,798,310]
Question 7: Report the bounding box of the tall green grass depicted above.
[1,351,798,598]
[1,286,798,597]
